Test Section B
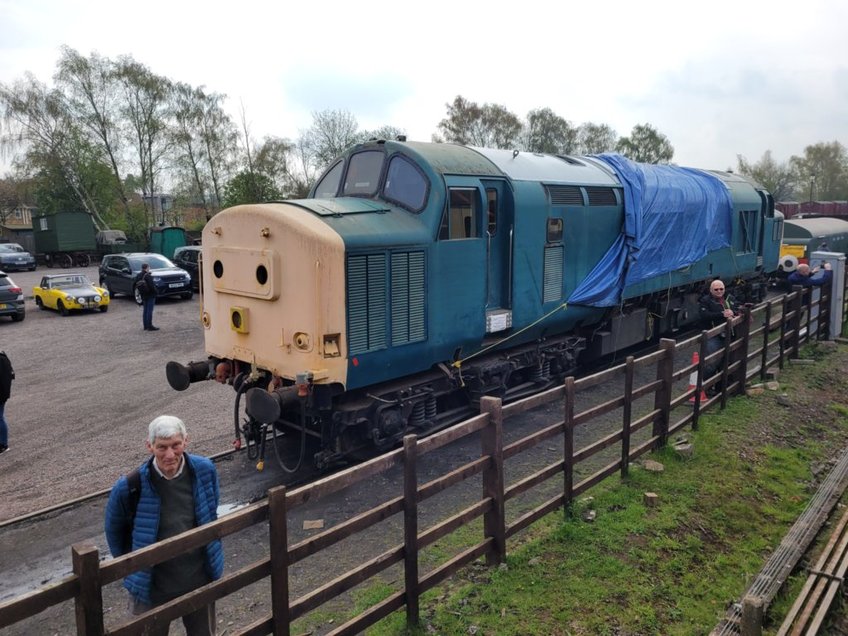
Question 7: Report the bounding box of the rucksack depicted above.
[134,275,151,296]
[0,351,13,403]
[122,468,142,553]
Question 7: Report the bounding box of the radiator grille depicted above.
[543,246,563,303]
[391,251,426,346]
[546,185,584,206]
[347,254,387,354]
[586,187,618,206]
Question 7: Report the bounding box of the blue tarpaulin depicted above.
[567,154,733,307]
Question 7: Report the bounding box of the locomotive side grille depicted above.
[586,187,618,206]
[347,254,387,354]
[543,246,563,303]
[546,185,584,206]
[391,251,426,346]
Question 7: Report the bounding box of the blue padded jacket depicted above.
[104,453,224,605]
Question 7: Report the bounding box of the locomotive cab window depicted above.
[439,188,479,240]
[342,150,384,197]
[383,155,429,212]
[738,209,758,253]
[314,160,344,198]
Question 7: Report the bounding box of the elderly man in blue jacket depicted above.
[105,415,223,635]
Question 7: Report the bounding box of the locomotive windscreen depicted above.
[568,154,733,307]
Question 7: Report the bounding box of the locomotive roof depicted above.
[399,141,618,185]
[784,217,848,238]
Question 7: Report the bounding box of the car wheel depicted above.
[99,305,109,313]
[134,288,143,305]
[35,297,44,310]
[182,290,194,300]
[11,312,24,322]
[103,281,115,298]
[57,300,69,316]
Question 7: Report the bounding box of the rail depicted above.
[0,282,838,635]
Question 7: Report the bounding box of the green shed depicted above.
[149,226,187,260]
[32,212,97,254]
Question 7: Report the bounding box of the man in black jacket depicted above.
[135,263,159,331]
[698,280,740,389]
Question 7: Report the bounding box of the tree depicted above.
[302,109,361,170]
[0,73,110,229]
[115,56,172,226]
[615,123,674,164]
[436,96,523,149]
[788,141,848,201]
[54,46,132,222]
[576,122,618,155]
[523,108,578,154]
[736,151,795,202]
[221,170,283,208]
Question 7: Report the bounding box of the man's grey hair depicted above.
[148,415,187,444]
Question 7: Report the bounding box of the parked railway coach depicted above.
[778,217,848,272]
[166,139,783,469]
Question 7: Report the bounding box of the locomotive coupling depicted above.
[166,360,214,391]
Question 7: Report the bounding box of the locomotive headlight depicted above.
[230,306,249,333]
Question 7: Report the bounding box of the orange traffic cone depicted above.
[688,351,708,404]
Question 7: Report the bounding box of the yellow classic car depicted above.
[33,273,110,316]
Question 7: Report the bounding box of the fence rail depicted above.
[0,281,841,635]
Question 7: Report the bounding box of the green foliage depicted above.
[616,123,675,164]
[221,170,283,208]
[577,122,618,154]
[436,95,523,149]
[789,141,848,201]
[737,150,796,201]
[523,107,578,154]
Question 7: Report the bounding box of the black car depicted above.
[0,244,36,272]
[172,246,202,291]
[98,253,193,304]
[0,271,25,321]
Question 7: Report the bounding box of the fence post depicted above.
[72,543,103,636]
[652,339,675,447]
[402,434,420,627]
[563,376,575,518]
[778,294,788,370]
[480,397,505,565]
[760,300,772,382]
[268,486,290,636]
[720,320,732,409]
[740,595,764,636]
[736,305,752,396]
[621,356,634,478]
[791,285,804,358]
[693,333,708,431]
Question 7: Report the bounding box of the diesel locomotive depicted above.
[166,139,784,469]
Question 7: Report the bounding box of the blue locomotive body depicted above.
[168,139,783,467]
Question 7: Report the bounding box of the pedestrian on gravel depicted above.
[698,279,740,390]
[135,263,159,331]
[105,415,223,635]
[0,350,13,454]
[787,261,832,289]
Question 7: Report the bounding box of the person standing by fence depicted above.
[699,279,740,390]
[105,415,223,635]
[788,262,832,288]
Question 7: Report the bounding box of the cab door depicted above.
[483,180,513,312]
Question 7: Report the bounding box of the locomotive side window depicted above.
[383,155,428,212]
[487,189,498,236]
[738,209,758,253]
[314,160,344,198]
[546,218,563,243]
[342,150,384,197]
[439,188,478,240]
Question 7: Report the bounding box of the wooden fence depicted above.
[0,281,840,636]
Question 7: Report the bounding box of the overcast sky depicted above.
[2,0,847,173]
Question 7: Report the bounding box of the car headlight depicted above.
[93,295,102,302]
[102,291,109,298]
[77,296,86,304]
